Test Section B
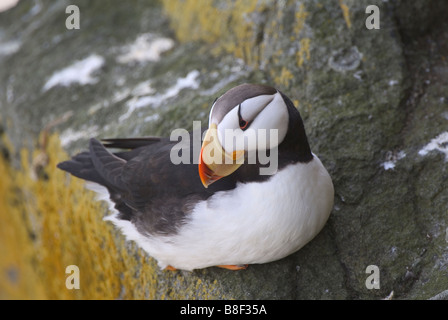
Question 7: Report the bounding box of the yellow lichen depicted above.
[0,133,231,299]
[339,0,352,29]
[293,3,309,37]
[0,133,159,299]
[162,0,266,66]
[273,67,294,88]
[296,38,311,67]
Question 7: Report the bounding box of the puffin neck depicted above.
[278,91,313,164]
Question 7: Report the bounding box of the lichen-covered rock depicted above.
[0,0,447,299]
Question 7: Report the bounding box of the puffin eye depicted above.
[237,104,249,131]
[239,119,248,130]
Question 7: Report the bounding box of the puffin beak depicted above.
[199,123,245,188]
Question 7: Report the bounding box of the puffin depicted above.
[57,83,334,271]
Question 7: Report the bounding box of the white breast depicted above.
[105,155,334,271]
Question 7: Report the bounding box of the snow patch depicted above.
[116,34,174,64]
[60,126,99,147]
[0,39,21,56]
[418,132,448,160]
[388,79,399,86]
[119,70,200,121]
[43,54,105,91]
[381,150,406,170]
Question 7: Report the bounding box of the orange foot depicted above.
[216,264,248,271]
[164,265,177,271]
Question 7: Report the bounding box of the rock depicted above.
[0,0,447,299]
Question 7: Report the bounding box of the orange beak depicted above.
[198,123,245,188]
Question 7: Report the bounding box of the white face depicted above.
[209,91,289,153]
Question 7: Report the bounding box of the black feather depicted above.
[101,137,161,149]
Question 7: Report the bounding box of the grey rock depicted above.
[1,0,447,299]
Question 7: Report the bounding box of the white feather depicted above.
[94,156,333,271]
[85,182,117,213]
[217,91,289,153]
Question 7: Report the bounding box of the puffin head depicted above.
[199,84,293,188]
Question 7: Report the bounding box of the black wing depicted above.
[57,134,237,235]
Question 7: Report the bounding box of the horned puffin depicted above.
[57,84,334,271]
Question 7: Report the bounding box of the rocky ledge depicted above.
[0,0,447,299]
